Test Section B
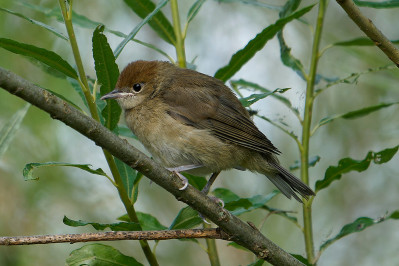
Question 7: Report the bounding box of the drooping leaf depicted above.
[169,206,203,229]
[122,0,175,44]
[214,4,314,82]
[354,0,399,8]
[92,25,121,131]
[315,145,399,192]
[231,79,299,115]
[0,104,30,158]
[239,91,276,107]
[314,102,399,133]
[23,162,110,181]
[0,7,68,40]
[320,211,399,252]
[0,38,78,79]
[63,216,142,231]
[277,32,306,80]
[66,244,143,266]
[333,37,399,46]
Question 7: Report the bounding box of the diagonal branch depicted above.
[0,67,303,266]
[336,0,399,67]
[0,229,228,245]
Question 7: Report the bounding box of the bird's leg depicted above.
[167,164,203,190]
[201,171,221,195]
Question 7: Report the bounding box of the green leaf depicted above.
[247,259,265,266]
[277,32,306,80]
[184,173,207,191]
[187,0,206,25]
[137,212,167,231]
[333,37,399,46]
[169,206,203,229]
[93,25,121,131]
[315,145,399,192]
[63,216,142,231]
[239,92,275,107]
[354,0,399,8]
[66,244,143,266]
[117,125,138,139]
[122,0,175,44]
[216,0,283,10]
[213,188,280,215]
[320,210,399,252]
[231,79,298,115]
[117,212,167,231]
[114,158,137,200]
[214,4,314,82]
[0,38,78,79]
[228,241,250,252]
[315,102,399,132]
[290,155,320,171]
[291,254,311,266]
[0,104,30,158]
[23,162,110,181]
[0,7,68,40]
[262,205,298,224]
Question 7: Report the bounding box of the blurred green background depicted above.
[0,0,398,265]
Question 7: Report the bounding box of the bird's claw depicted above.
[172,171,188,190]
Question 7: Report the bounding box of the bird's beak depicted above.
[100,89,133,100]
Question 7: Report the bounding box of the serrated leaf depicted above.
[0,38,78,79]
[0,104,30,158]
[66,244,143,266]
[320,211,399,252]
[122,0,175,44]
[315,102,399,131]
[23,162,109,181]
[354,0,399,8]
[214,4,314,82]
[169,206,203,229]
[93,25,121,131]
[315,145,399,192]
[114,158,137,200]
[63,216,142,231]
[0,7,68,40]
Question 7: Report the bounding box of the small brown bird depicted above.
[101,60,314,202]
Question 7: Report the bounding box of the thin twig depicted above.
[0,229,228,246]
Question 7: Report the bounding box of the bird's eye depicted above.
[132,83,142,92]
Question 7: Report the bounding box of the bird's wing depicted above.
[161,80,280,155]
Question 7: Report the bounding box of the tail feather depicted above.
[268,161,315,203]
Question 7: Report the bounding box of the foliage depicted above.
[0,0,398,265]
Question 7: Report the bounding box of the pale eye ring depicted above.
[132,83,142,92]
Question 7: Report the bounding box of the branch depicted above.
[336,0,399,67]
[0,67,303,266]
[0,229,228,245]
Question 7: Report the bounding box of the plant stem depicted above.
[58,1,158,265]
[170,0,186,67]
[204,222,221,266]
[301,0,327,264]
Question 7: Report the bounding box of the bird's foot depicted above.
[167,164,202,190]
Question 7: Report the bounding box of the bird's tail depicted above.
[267,161,315,203]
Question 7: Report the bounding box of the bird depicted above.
[101,60,315,202]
